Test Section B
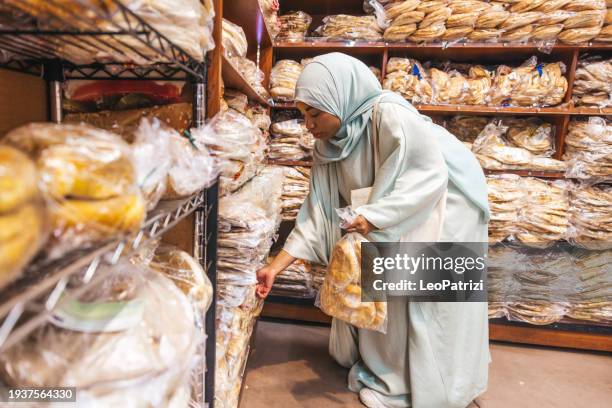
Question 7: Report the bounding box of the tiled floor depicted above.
[240,320,612,408]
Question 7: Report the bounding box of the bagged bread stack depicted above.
[429,64,493,105]
[315,15,383,41]
[0,146,47,288]
[0,261,200,406]
[444,115,489,142]
[596,2,612,41]
[567,184,612,250]
[564,117,612,182]
[245,101,272,136]
[270,60,303,101]
[566,249,612,323]
[486,174,524,244]
[443,0,492,42]
[270,255,315,298]
[259,0,281,38]
[382,0,424,41]
[222,19,248,60]
[269,119,314,161]
[311,263,328,291]
[572,56,612,107]
[278,11,313,41]
[281,166,311,221]
[516,178,569,248]
[6,0,214,64]
[558,0,606,44]
[382,57,433,104]
[319,233,387,332]
[3,123,146,259]
[489,57,568,107]
[193,109,265,195]
[216,168,285,408]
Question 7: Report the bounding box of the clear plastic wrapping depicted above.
[3,123,146,259]
[281,166,310,221]
[270,256,315,298]
[278,11,312,41]
[317,231,388,333]
[222,18,248,59]
[269,119,314,161]
[0,146,47,288]
[572,56,612,108]
[314,14,383,41]
[515,178,569,248]
[567,184,612,249]
[270,59,303,101]
[224,89,249,114]
[259,0,281,39]
[6,0,214,64]
[0,260,200,405]
[564,117,612,182]
[382,58,433,104]
[486,174,524,244]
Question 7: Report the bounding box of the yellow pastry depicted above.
[0,146,38,213]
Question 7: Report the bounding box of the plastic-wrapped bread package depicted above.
[558,0,606,44]
[444,115,489,142]
[318,230,387,332]
[383,58,433,104]
[192,109,264,195]
[270,60,303,101]
[149,244,213,315]
[216,167,285,287]
[259,0,281,38]
[502,117,555,157]
[222,18,248,59]
[0,260,200,406]
[311,263,327,291]
[564,117,612,182]
[314,15,383,41]
[245,102,272,133]
[566,249,612,323]
[269,119,314,161]
[3,123,146,259]
[486,245,520,319]
[270,254,315,298]
[278,11,312,41]
[515,178,569,248]
[224,89,249,114]
[488,57,568,107]
[64,102,193,141]
[232,57,270,100]
[281,166,310,221]
[5,0,213,64]
[0,146,48,289]
[486,174,524,244]
[572,56,612,108]
[595,6,612,41]
[472,122,534,169]
[567,184,612,250]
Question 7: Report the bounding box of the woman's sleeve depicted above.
[355,103,448,231]
[282,175,333,265]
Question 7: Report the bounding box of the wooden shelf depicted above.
[415,104,570,116]
[222,55,270,106]
[569,106,612,116]
[272,100,298,109]
[484,169,566,179]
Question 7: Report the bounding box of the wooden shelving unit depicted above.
[262,0,612,352]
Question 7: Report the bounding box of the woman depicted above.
[256,53,490,408]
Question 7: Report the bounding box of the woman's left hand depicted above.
[345,215,376,235]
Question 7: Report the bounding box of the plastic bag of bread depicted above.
[278,11,312,41]
[0,260,199,406]
[270,59,303,101]
[558,25,603,43]
[486,174,524,243]
[222,18,248,59]
[315,15,383,41]
[503,117,555,156]
[149,244,213,314]
[318,232,387,333]
[3,123,146,258]
[445,115,489,142]
[572,56,612,108]
[5,0,213,64]
[567,184,612,249]
[0,146,47,289]
[224,89,249,114]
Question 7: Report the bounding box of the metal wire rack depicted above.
[0,189,210,352]
[0,0,207,80]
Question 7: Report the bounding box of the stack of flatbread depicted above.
[280,166,310,221]
[383,58,433,104]
[486,174,524,244]
[269,119,314,161]
[572,56,612,107]
[564,117,612,181]
[315,14,383,41]
[270,60,303,101]
[567,184,612,250]
[270,256,315,298]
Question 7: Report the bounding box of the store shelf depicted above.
[0,0,206,80]
[272,100,299,109]
[414,104,570,116]
[0,188,212,352]
[568,106,612,116]
[222,55,270,106]
[267,158,312,167]
[484,169,566,179]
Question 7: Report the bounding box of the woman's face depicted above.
[297,102,341,141]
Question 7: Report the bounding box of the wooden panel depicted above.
[162,213,195,254]
[261,301,331,324]
[206,0,223,117]
[224,0,272,52]
[490,322,612,352]
[569,107,612,115]
[278,0,363,15]
[415,104,569,115]
[0,68,46,135]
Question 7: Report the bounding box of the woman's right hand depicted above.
[256,264,277,299]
